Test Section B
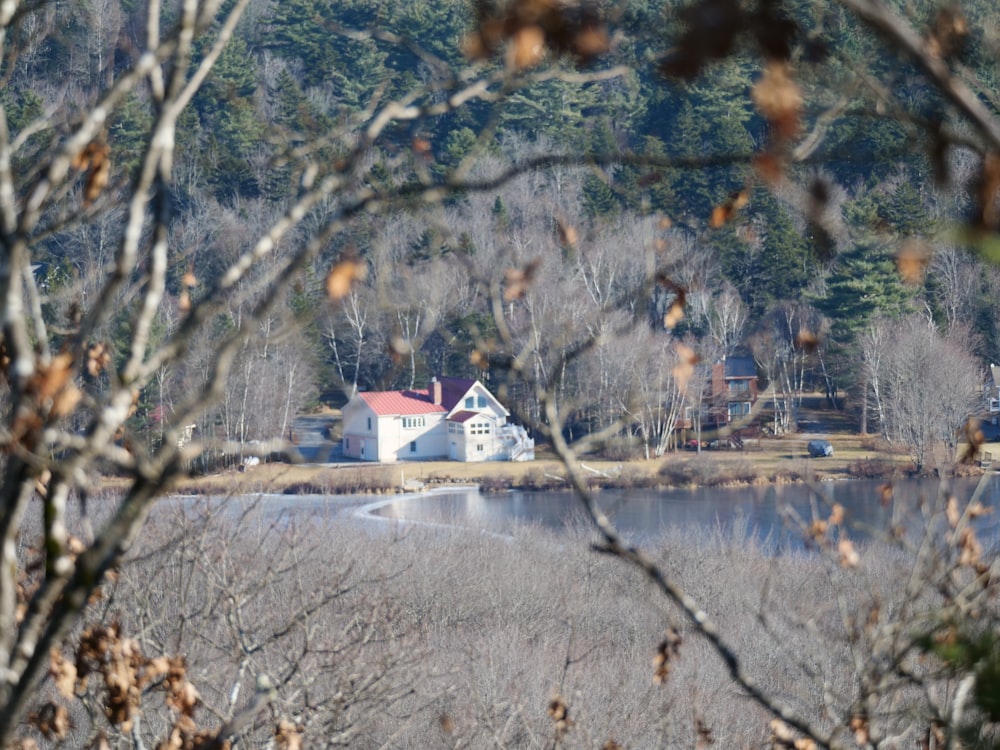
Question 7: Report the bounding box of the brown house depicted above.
[677,356,759,435]
[711,356,759,424]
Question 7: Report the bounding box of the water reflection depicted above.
[370,476,1000,550]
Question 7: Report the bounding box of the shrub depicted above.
[848,458,898,479]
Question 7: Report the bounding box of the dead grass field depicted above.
[142,431,999,497]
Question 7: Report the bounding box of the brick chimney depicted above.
[431,376,442,405]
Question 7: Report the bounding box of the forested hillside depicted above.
[7,1,1000,748]
[5,0,997,455]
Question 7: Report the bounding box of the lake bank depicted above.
[162,432,996,497]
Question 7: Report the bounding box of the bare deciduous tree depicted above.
[4,0,1000,747]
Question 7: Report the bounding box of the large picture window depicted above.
[728,402,751,419]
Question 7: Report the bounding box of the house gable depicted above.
[445,381,509,420]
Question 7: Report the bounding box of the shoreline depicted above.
[161,435,994,497]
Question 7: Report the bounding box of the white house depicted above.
[987,364,1000,419]
[341,376,534,463]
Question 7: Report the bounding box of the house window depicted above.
[728,402,751,419]
[729,380,750,394]
[470,422,491,435]
[476,444,484,452]
[410,440,417,453]
[345,437,350,450]
[367,416,372,431]
[402,416,426,429]
[477,395,487,408]
[465,396,474,408]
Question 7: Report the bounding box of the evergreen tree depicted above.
[109,94,152,179]
[581,171,620,219]
[500,76,606,148]
[817,242,916,344]
[720,192,817,316]
[617,135,679,215]
[661,66,756,220]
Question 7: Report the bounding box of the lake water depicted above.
[366,475,1000,550]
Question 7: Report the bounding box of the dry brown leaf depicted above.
[508,24,546,69]
[968,501,992,518]
[896,240,932,285]
[74,140,112,206]
[50,647,78,699]
[86,342,112,378]
[838,538,860,568]
[709,190,749,228]
[181,267,198,287]
[946,495,960,529]
[572,22,609,61]
[469,349,489,369]
[980,152,1000,229]
[808,518,828,541]
[0,339,10,381]
[67,535,86,555]
[85,156,111,206]
[664,298,685,329]
[72,141,99,171]
[30,352,74,402]
[770,718,795,743]
[752,61,802,141]
[659,275,687,329]
[51,383,82,418]
[753,152,786,184]
[276,719,303,750]
[695,717,714,748]
[794,327,819,353]
[503,258,541,301]
[849,715,870,745]
[556,217,578,247]
[462,29,491,60]
[828,503,844,526]
[547,694,573,737]
[928,6,968,59]
[958,417,985,464]
[652,626,682,684]
[33,469,51,499]
[672,343,698,392]
[326,257,367,301]
[878,483,893,506]
[958,527,982,567]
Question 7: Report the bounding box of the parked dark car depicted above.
[807,439,834,457]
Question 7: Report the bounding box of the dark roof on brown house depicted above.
[722,356,757,379]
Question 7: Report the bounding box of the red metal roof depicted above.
[447,410,478,423]
[358,389,447,416]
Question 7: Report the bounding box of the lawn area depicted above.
[160,431,938,497]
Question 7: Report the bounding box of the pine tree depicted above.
[581,171,620,219]
[818,242,916,343]
[662,66,755,220]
